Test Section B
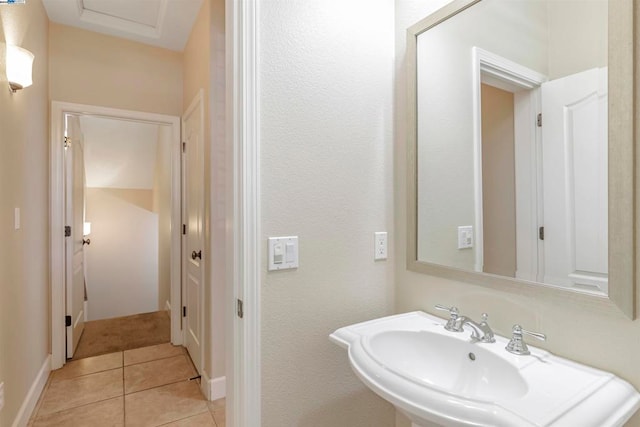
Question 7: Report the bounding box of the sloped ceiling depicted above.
[81,116,160,190]
[42,0,203,51]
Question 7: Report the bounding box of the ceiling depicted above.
[42,0,203,51]
[81,116,162,190]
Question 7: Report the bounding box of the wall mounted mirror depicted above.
[407,0,635,318]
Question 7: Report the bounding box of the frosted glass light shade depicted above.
[6,45,34,92]
[83,222,92,236]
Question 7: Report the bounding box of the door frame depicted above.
[471,47,547,275]
[227,0,261,424]
[50,101,182,369]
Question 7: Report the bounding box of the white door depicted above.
[183,92,205,372]
[541,67,608,292]
[65,114,86,357]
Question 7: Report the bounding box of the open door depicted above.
[182,91,205,373]
[65,114,86,358]
[541,67,608,292]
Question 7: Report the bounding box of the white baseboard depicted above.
[210,376,226,401]
[200,372,226,401]
[12,355,51,427]
[165,300,171,316]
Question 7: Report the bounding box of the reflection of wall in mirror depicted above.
[416,0,608,276]
[481,84,516,278]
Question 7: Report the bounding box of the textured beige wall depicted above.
[0,0,50,425]
[154,126,173,312]
[481,84,516,277]
[547,0,607,80]
[396,1,640,426]
[183,0,226,381]
[49,23,183,116]
[259,0,395,425]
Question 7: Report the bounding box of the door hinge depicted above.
[537,113,542,127]
[182,306,186,317]
[182,224,186,235]
[64,136,70,148]
[65,226,71,237]
[237,299,244,319]
[182,142,186,153]
[539,226,545,240]
[65,315,72,327]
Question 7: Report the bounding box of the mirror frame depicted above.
[406,0,636,319]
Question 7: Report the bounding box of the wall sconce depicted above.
[83,222,91,245]
[6,45,34,93]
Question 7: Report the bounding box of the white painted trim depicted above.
[201,372,227,401]
[165,299,172,314]
[228,0,261,425]
[50,102,182,369]
[182,89,206,375]
[11,355,50,427]
[210,376,227,401]
[471,47,547,274]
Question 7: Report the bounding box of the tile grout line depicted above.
[123,350,187,368]
[122,352,126,427]
[34,395,124,421]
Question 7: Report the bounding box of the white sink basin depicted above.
[367,330,528,402]
[331,311,640,427]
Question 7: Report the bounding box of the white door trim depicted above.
[50,101,182,369]
[471,47,547,274]
[227,0,261,425]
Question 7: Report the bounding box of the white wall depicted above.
[153,125,173,311]
[259,0,395,425]
[86,188,159,320]
[395,2,640,427]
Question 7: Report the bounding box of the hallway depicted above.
[28,343,225,426]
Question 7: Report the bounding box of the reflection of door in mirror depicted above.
[479,68,608,294]
[541,68,608,293]
[415,0,608,295]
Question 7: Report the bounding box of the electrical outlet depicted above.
[0,381,5,412]
[457,226,473,249]
[374,232,388,260]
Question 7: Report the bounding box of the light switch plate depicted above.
[457,225,473,249]
[0,381,4,412]
[268,236,299,271]
[14,208,20,230]
[374,232,388,260]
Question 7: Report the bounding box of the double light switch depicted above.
[268,236,299,271]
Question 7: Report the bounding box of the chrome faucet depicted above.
[505,325,546,355]
[435,305,495,343]
[458,314,496,343]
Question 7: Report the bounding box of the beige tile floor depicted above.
[28,343,226,427]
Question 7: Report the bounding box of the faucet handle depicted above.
[520,326,546,342]
[506,324,546,356]
[434,305,462,332]
[435,304,459,316]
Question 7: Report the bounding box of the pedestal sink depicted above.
[330,311,640,427]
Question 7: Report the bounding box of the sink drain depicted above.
[468,352,476,361]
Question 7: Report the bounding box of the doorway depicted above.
[50,102,182,370]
